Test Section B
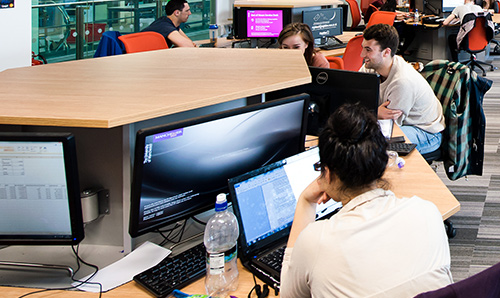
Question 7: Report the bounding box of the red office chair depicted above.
[345,0,364,30]
[118,31,168,54]
[326,35,365,71]
[365,11,397,28]
[459,15,494,76]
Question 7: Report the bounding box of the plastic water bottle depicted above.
[209,24,219,46]
[204,193,239,298]
[414,9,420,22]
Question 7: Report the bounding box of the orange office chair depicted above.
[345,0,364,30]
[459,15,494,76]
[361,0,371,15]
[326,35,365,71]
[118,31,168,54]
[365,11,397,28]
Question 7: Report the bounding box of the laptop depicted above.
[227,147,342,292]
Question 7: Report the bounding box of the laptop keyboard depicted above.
[387,142,417,155]
[133,242,206,297]
[259,245,286,273]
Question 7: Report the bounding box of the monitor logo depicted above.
[316,72,329,85]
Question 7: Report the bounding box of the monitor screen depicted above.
[302,8,343,41]
[233,7,292,39]
[0,132,84,245]
[442,0,464,12]
[266,67,380,135]
[129,94,310,237]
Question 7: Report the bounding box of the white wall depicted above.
[0,1,31,72]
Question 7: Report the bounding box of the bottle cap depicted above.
[215,193,227,211]
[209,24,218,29]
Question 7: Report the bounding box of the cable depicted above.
[191,216,207,225]
[17,245,102,298]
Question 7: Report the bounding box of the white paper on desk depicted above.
[378,119,394,139]
[72,241,171,292]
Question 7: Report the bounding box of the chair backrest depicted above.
[414,261,500,297]
[343,34,365,71]
[326,56,344,69]
[345,0,362,29]
[361,0,371,15]
[118,31,168,54]
[365,11,396,28]
[466,17,489,52]
[369,3,380,12]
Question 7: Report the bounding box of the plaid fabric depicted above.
[420,60,490,180]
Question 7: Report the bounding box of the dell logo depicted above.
[316,72,329,84]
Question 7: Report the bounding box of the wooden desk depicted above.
[0,48,310,128]
[195,31,362,58]
[0,127,460,298]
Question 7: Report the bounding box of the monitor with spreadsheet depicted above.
[0,132,84,245]
[302,8,343,43]
[129,94,310,237]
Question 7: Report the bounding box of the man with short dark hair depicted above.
[141,0,196,48]
[359,24,445,155]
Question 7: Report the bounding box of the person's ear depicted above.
[382,47,392,58]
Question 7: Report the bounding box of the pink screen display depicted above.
[247,10,283,38]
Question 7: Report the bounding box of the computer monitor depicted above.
[266,67,380,135]
[233,7,293,39]
[129,94,310,238]
[442,0,464,12]
[415,0,443,15]
[0,132,84,245]
[302,8,343,45]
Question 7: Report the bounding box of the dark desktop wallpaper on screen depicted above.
[135,106,303,231]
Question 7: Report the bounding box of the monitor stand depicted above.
[0,260,74,276]
[317,36,345,50]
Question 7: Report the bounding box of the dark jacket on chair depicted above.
[94,31,125,58]
[414,261,500,297]
[420,60,492,180]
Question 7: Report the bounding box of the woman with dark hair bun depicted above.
[278,22,329,68]
[280,103,453,297]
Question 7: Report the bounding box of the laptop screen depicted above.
[229,147,342,249]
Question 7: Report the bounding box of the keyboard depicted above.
[319,43,347,51]
[259,245,286,272]
[388,142,417,155]
[133,242,206,297]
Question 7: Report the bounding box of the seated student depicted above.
[443,0,484,61]
[359,24,445,154]
[141,0,196,48]
[278,23,329,68]
[280,103,453,297]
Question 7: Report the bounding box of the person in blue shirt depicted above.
[142,0,196,48]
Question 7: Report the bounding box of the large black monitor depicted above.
[233,7,293,39]
[129,95,310,238]
[266,67,380,135]
[302,8,343,45]
[0,132,84,245]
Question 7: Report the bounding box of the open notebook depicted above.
[227,147,342,291]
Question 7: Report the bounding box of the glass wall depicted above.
[32,0,212,64]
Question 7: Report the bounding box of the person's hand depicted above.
[378,101,403,120]
[301,178,331,205]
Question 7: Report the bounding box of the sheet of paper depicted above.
[378,119,393,139]
[72,241,171,292]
